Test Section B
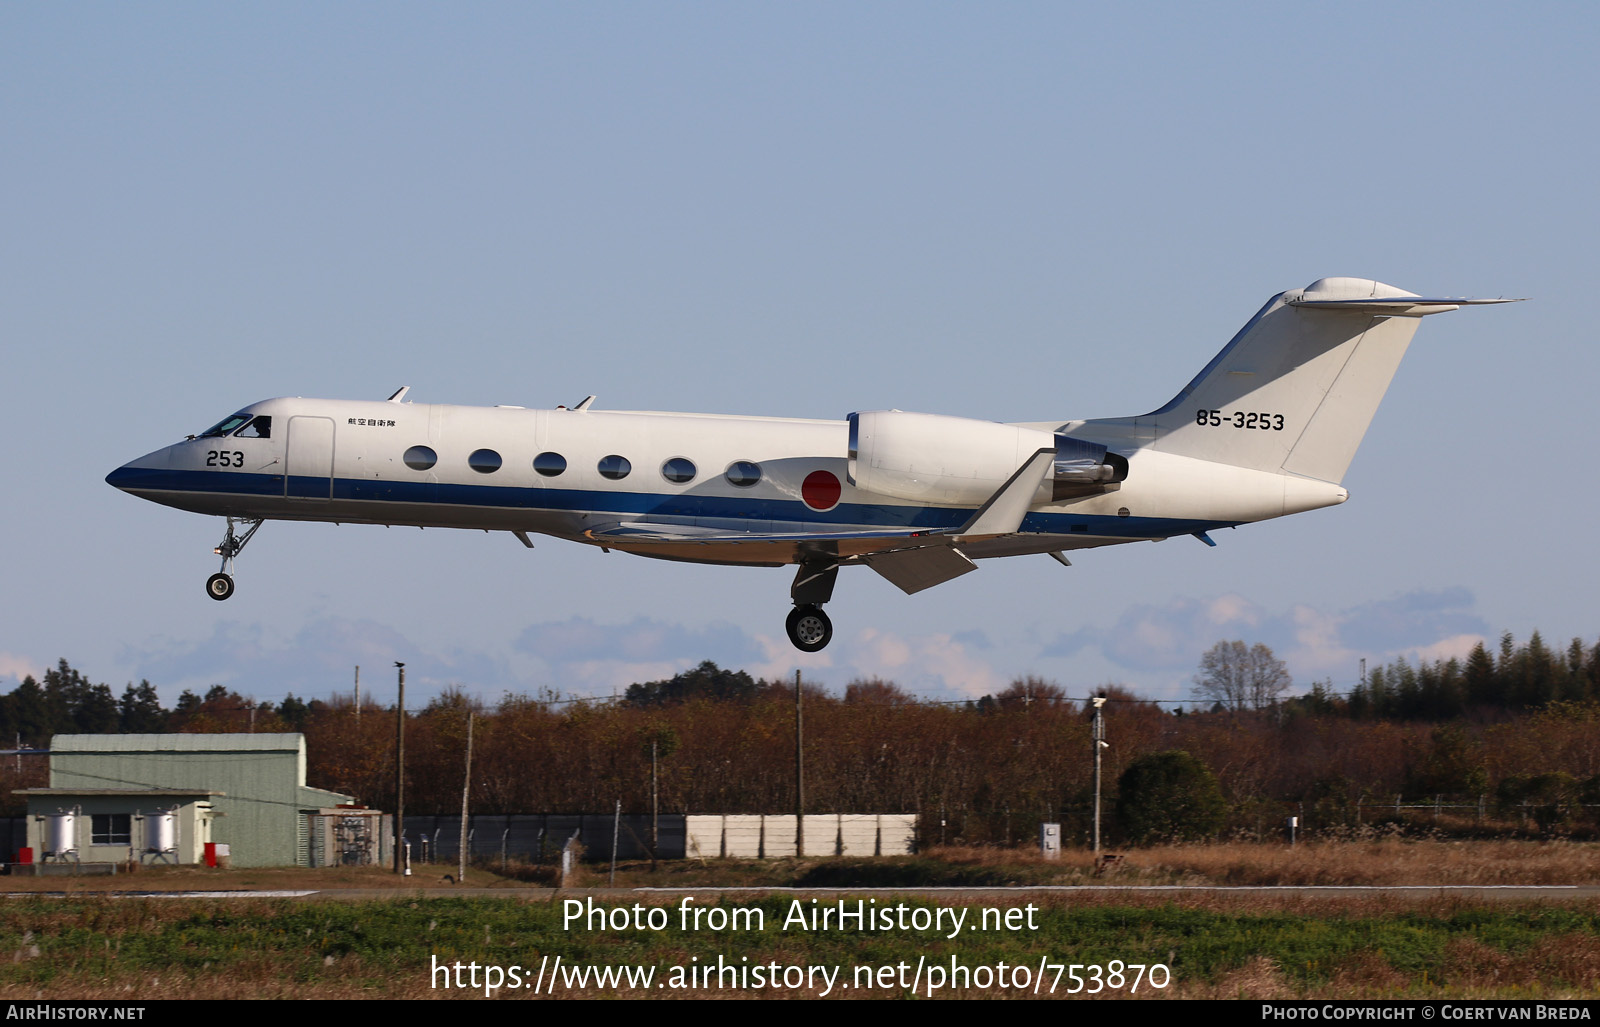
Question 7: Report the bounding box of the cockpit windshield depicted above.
[199,413,252,438]
[197,413,272,439]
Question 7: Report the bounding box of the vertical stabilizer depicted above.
[1086,278,1507,484]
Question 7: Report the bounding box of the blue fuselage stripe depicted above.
[107,467,1235,538]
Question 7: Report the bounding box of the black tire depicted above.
[785,604,832,653]
[206,572,235,601]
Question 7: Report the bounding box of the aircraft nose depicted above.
[105,463,137,492]
[106,459,164,493]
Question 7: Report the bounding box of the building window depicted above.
[533,452,567,477]
[91,813,131,846]
[725,460,761,488]
[468,449,503,473]
[598,455,631,480]
[403,445,437,471]
[661,457,696,484]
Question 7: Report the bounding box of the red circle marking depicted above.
[801,470,841,511]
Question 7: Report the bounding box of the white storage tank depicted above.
[43,811,77,858]
[147,811,178,856]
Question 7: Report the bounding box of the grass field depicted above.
[0,841,1595,999]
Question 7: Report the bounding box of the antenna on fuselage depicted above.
[573,395,595,411]
[387,386,411,403]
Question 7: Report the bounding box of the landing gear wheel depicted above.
[785,604,833,653]
[206,572,235,601]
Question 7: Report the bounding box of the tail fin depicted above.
[1087,278,1517,483]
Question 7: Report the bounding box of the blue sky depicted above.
[3,4,1594,707]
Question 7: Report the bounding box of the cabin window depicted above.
[235,416,271,439]
[725,461,762,488]
[199,413,251,438]
[533,452,566,477]
[91,813,131,846]
[598,455,631,480]
[661,457,696,484]
[468,449,503,474]
[403,445,437,471]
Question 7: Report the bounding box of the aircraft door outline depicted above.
[285,416,336,501]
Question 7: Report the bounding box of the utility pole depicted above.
[394,662,406,875]
[650,739,659,869]
[354,665,360,726]
[458,711,472,884]
[1092,695,1107,853]
[795,669,804,858]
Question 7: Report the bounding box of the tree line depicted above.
[1316,632,1600,721]
[2,633,1597,843]
[0,660,318,744]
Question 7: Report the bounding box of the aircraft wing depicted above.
[583,521,953,560]
[579,449,1059,590]
[583,520,980,590]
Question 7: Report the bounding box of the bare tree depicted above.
[1192,640,1291,711]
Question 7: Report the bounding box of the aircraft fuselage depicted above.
[107,278,1516,650]
[107,397,1329,566]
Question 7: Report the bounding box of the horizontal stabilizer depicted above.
[1289,296,1523,316]
[1285,277,1524,317]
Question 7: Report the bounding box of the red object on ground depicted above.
[17,847,31,865]
[204,842,217,868]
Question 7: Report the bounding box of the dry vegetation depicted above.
[1,838,1590,893]
[967,838,1600,888]
[584,839,1600,889]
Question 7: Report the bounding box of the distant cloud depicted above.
[951,629,994,651]
[514,616,765,666]
[0,653,43,684]
[512,616,811,697]
[1038,588,1490,689]
[510,618,1006,699]
[841,628,1005,699]
[1334,588,1484,654]
[1403,634,1488,666]
[117,618,509,705]
[1043,593,1267,670]
[102,589,1487,712]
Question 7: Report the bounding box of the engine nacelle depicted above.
[847,411,1127,507]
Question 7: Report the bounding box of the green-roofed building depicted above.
[19,733,355,867]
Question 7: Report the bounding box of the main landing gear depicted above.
[786,605,833,653]
[784,560,839,652]
[206,516,263,602]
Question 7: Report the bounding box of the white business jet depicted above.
[107,278,1517,652]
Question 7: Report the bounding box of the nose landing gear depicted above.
[207,517,263,601]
